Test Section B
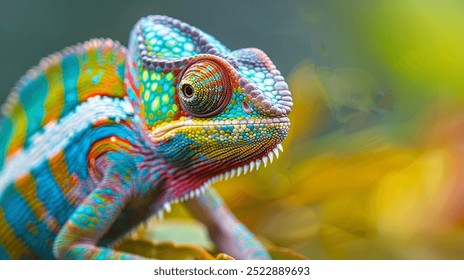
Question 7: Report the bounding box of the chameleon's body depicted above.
[0,15,292,259]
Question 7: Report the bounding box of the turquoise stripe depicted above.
[61,54,80,117]
[0,184,55,259]
[19,73,48,143]
[0,243,10,259]
[117,59,125,79]
[0,117,13,170]
[63,123,135,181]
[31,162,74,226]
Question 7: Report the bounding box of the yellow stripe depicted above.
[48,151,79,206]
[0,208,34,259]
[42,59,64,125]
[5,104,27,158]
[77,46,126,102]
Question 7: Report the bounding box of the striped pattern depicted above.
[0,96,137,258]
[0,39,127,170]
[0,97,134,195]
[0,39,131,259]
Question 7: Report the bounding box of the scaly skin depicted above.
[0,15,292,259]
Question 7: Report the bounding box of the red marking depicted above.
[250,48,274,71]
[172,68,180,76]
[124,64,140,97]
[92,118,110,127]
[91,118,131,128]
[87,135,133,181]
[6,146,21,160]
[26,221,38,236]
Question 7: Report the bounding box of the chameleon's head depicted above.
[125,16,292,204]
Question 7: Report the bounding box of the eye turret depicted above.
[178,59,232,118]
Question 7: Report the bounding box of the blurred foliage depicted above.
[118,219,307,260]
[124,0,464,259]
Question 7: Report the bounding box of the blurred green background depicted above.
[2,0,464,259]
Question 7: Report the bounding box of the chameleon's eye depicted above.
[178,59,232,117]
[182,84,195,99]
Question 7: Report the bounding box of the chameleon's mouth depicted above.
[152,142,285,220]
[149,116,290,141]
[148,116,290,220]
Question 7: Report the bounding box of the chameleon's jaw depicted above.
[152,143,285,220]
[149,116,290,142]
[148,116,290,219]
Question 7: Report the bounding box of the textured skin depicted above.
[0,15,292,260]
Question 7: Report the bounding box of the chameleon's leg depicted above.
[185,188,271,260]
[53,162,143,260]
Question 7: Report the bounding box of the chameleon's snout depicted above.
[231,48,293,118]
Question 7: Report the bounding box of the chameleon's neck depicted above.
[103,117,207,214]
[133,149,209,214]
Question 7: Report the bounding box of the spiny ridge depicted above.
[154,143,285,220]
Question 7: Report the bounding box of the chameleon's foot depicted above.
[185,188,271,260]
[53,164,149,260]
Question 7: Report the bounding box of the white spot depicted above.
[264,78,275,86]
[163,203,171,213]
[255,72,265,79]
[157,26,169,36]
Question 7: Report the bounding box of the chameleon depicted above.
[0,15,292,260]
